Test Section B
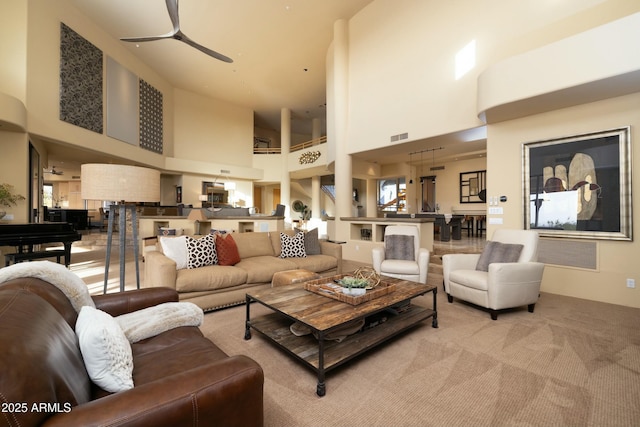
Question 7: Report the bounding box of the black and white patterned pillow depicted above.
[280,232,307,258]
[186,235,217,269]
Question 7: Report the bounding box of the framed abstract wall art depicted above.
[523,127,632,241]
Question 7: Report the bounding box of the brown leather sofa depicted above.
[0,277,263,427]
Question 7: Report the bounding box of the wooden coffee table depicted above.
[244,275,437,396]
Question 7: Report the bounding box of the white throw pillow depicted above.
[160,235,188,270]
[75,306,134,393]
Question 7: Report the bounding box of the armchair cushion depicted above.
[475,241,523,272]
[385,234,415,261]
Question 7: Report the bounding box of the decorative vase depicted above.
[342,287,366,296]
[0,211,6,220]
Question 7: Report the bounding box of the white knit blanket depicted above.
[117,302,203,343]
[0,261,95,312]
[0,260,203,342]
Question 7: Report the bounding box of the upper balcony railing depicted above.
[253,135,327,155]
[290,135,327,152]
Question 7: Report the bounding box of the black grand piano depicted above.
[0,223,82,267]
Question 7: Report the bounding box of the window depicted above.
[377,177,406,213]
[43,184,53,208]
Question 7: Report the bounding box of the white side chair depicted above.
[442,229,545,320]
[372,225,430,284]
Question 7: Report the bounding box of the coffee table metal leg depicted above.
[317,331,326,396]
[432,288,439,328]
[244,295,252,340]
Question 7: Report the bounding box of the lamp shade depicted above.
[81,164,160,202]
[198,195,208,202]
[187,209,208,222]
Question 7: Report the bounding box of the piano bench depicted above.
[5,250,67,266]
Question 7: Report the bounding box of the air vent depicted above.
[72,175,81,179]
[390,132,409,142]
[220,169,230,174]
[430,166,445,171]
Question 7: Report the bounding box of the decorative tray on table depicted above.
[304,273,396,305]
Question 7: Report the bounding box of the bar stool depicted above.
[475,215,486,237]
[463,215,474,237]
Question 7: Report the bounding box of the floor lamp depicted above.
[81,164,160,293]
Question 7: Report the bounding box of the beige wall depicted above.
[25,0,171,170]
[173,89,254,166]
[345,0,638,153]
[0,131,30,223]
[339,0,640,308]
[487,92,640,308]
[0,1,27,102]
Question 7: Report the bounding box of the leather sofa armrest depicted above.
[93,287,179,317]
[319,240,342,274]
[144,250,178,290]
[41,355,264,427]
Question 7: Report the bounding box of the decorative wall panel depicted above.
[106,57,138,145]
[538,238,598,270]
[139,79,163,154]
[59,23,103,133]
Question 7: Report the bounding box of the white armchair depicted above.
[372,225,430,284]
[443,229,545,320]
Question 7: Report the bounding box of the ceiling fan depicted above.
[120,0,233,63]
[44,166,64,176]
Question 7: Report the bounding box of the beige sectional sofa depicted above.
[144,230,342,311]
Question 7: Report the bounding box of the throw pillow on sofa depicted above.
[216,233,241,266]
[186,235,218,269]
[75,306,134,393]
[295,227,321,255]
[280,232,307,258]
[160,235,188,270]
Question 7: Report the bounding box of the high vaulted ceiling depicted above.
[71,0,374,135]
[46,0,485,176]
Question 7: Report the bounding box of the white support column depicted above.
[333,19,351,223]
[312,117,321,141]
[311,118,323,221]
[281,107,291,222]
[367,178,377,218]
[311,175,321,219]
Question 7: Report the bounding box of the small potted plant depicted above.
[0,183,26,219]
[337,276,370,296]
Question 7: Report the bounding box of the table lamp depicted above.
[188,208,208,235]
[81,164,160,293]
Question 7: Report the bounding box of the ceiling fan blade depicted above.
[121,34,174,43]
[165,0,181,34]
[120,0,232,63]
[179,33,233,63]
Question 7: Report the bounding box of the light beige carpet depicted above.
[200,290,640,427]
